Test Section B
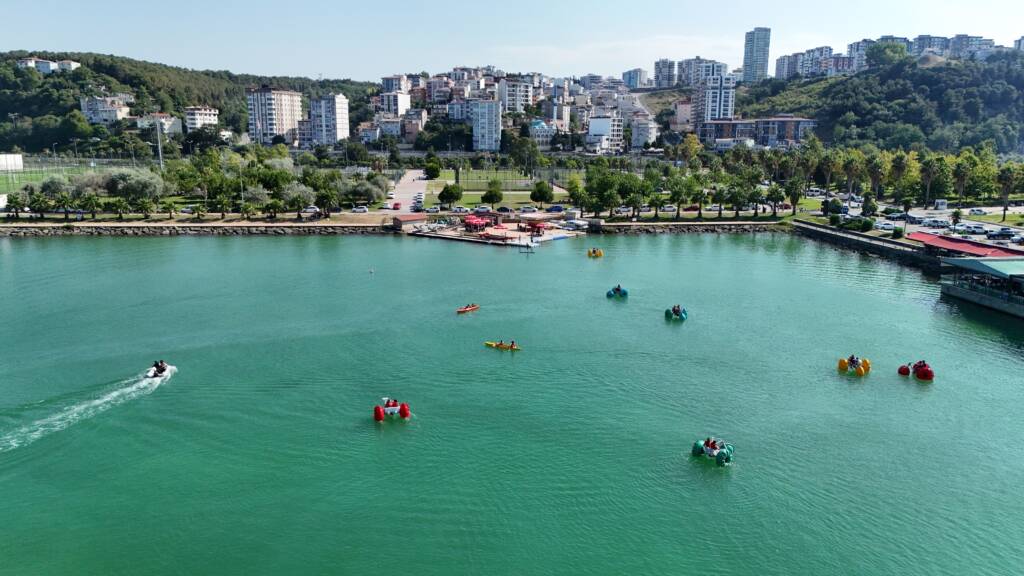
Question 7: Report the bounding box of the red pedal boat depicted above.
[457,304,480,314]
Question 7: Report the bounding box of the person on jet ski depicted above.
[672,305,682,317]
[614,284,622,294]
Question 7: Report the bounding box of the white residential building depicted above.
[79,95,132,125]
[679,58,728,87]
[670,99,694,132]
[654,59,677,88]
[184,106,219,131]
[1016,37,1024,51]
[631,119,660,149]
[798,46,834,77]
[136,113,182,135]
[587,109,624,154]
[911,35,951,56]
[528,120,558,150]
[847,39,876,71]
[471,100,502,152]
[378,117,402,139]
[246,86,303,145]
[381,74,410,94]
[380,92,411,116]
[308,93,350,145]
[694,75,736,140]
[17,57,80,75]
[498,79,533,113]
[742,27,771,83]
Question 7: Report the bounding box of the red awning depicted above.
[907,232,1024,257]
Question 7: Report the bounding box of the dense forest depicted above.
[738,47,1024,154]
[0,51,376,154]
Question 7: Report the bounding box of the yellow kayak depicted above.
[485,341,521,351]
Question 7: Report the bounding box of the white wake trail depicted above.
[0,366,176,453]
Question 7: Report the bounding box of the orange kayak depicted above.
[457,305,480,314]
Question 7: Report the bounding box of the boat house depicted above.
[941,257,1024,319]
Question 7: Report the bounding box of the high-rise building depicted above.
[308,93,350,146]
[247,86,303,145]
[775,54,801,80]
[798,46,833,77]
[847,39,877,71]
[498,79,533,113]
[471,100,502,152]
[654,59,677,88]
[1016,37,1024,51]
[911,35,951,57]
[742,27,771,82]
[380,92,411,116]
[381,75,410,94]
[622,68,649,89]
[184,106,219,132]
[877,36,912,52]
[679,58,727,87]
[694,75,736,140]
[949,35,992,58]
[586,108,624,154]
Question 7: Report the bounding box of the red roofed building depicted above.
[908,232,1024,258]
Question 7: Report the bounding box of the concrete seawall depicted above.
[791,220,941,273]
[0,223,394,237]
[595,221,784,234]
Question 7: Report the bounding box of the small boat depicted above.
[665,308,688,321]
[485,341,521,351]
[691,438,735,467]
[587,248,604,258]
[606,287,628,298]
[457,304,480,314]
[837,356,872,377]
[145,361,172,378]
[374,397,410,422]
[899,361,934,382]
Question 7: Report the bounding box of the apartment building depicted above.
[471,100,502,152]
[308,93,350,146]
[694,75,736,141]
[17,57,80,75]
[580,74,604,90]
[911,35,951,56]
[775,54,800,80]
[700,115,816,148]
[847,39,876,71]
[381,74,410,94]
[586,108,624,154]
[1016,37,1024,51]
[742,27,772,83]
[653,59,677,88]
[631,119,660,149]
[528,120,558,150]
[136,113,182,135]
[949,35,995,58]
[79,95,133,125]
[184,106,219,132]
[246,86,303,145]
[621,68,649,89]
[679,58,727,87]
[670,99,694,132]
[497,79,533,113]
[380,92,411,116]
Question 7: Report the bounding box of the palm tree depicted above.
[79,193,101,219]
[866,153,888,201]
[725,179,746,219]
[134,198,154,219]
[666,176,687,221]
[820,150,841,194]
[626,193,645,218]
[54,191,73,221]
[686,175,705,219]
[211,194,231,219]
[766,183,785,217]
[159,198,176,220]
[998,165,1018,222]
[241,202,259,220]
[785,179,803,216]
[889,151,909,191]
[28,192,50,220]
[265,198,285,220]
[108,198,131,220]
[648,192,666,219]
[711,185,727,219]
[191,202,207,221]
[841,151,865,201]
[920,154,939,209]
[953,153,976,209]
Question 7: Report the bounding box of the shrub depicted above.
[891,227,904,239]
[829,214,841,226]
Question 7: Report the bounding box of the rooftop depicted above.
[942,257,1024,279]
[909,232,1024,258]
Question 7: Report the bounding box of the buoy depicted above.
[373,405,385,422]
[916,367,935,382]
[691,441,705,456]
[399,403,410,419]
[838,358,849,371]
[898,365,911,376]
[855,366,866,377]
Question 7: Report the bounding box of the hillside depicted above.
[736,51,1024,153]
[0,51,376,153]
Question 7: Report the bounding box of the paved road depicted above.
[389,170,427,214]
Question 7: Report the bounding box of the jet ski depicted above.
[146,361,170,378]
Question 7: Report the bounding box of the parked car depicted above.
[922,218,950,228]
[387,192,395,199]
[352,206,369,213]
[474,206,491,214]
[179,206,194,214]
[1011,235,1024,244]
[411,205,424,213]
[662,205,678,213]
[639,205,652,213]
[874,220,895,231]
[885,212,907,221]
[614,205,631,215]
[950,223,969,233]
[520,206,538,213]
[497,206,513,214]
[392,202,401,210]
[545,205,564,213]
[905,214,924,224]
[426,207,440,213]
[964,224,987,235]
[969,208,987,216]
[452,206,469,213]
[987,227,1016,240]
[301,205,321,215]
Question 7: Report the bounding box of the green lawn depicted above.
[962,212,1024,227]
[423,191,569,209]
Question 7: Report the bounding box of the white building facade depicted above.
[184,106,219,131]
[654,59,677,88]
[471,100,502,152]
[246,87,303,145]
[309,93,350,145]
[79,95,133,125]
[380,92,411,116]
[498,79,533,113]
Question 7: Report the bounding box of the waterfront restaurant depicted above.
[941,257,1024,319]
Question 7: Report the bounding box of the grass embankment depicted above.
[637,88,691,116]
[1,212,388,225]
[963,213,1024,227]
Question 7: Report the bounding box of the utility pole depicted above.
[155,119,165,172]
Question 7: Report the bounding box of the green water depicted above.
[2,234,1023,575]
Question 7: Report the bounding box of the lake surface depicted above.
[2,234,1023,576]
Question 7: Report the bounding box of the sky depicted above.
[3,0,1022,81]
